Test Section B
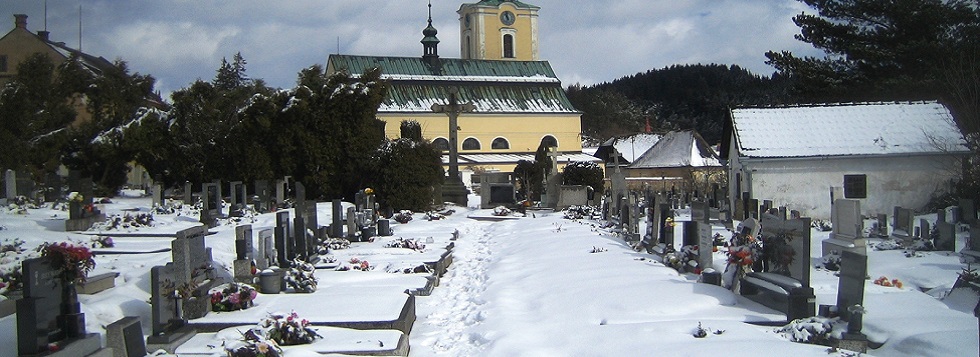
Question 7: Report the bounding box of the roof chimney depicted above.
[14,14,27,29]
[37,31,49,41]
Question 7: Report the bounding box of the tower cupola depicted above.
[421,1,440,67]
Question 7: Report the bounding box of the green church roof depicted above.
[326,54,577,114]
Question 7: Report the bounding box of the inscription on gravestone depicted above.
[17,257,65,355]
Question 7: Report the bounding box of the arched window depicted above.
[432,138,450,152]
[503,34,515,58]
[466,36,472,59]
[462,137,481,150]
[540,135,558,148]
[491,137,510,150]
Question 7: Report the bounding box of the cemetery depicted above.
[0,163,979,356]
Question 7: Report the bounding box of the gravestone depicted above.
[44,172,63,203]
[961,199,977,224]
[256,229,274,269]
[182,181,192,204]
[937,208,947,224]
[346,207,358,242]
[233,225,253,283]
[868,213,888,238]
[66,171,105,231]
[171,226,213,320]
[17,257,66,354]
[761,200,773,216]
[761,215,812,285]
[697,220,713,271]
[682,221,698,247]
[293,216,308,260]
[835,250,869,352]
[824,199,866,256]
[151,183,163,207]
[106,316,146,357]
[733,198,744,221]
[642,193,660,247]
[659,203,673,247]
[778,206,788,221]
[331,199,344,238]
[200,182,220,227]
[254,180,270,213]
[746,198,759,219]
[378,219,392,236]
[892,206,914,238]
[275,211,291,263]
[229,181,246,216]
[306,201,320,240]
[936,220,956,251]
[294,182,307,221]
[557,185,588,209]
[919,219,930,239]
[691,201,709,224]
[4,169,16,199]
[275,179,287,207]
[147,264,196,350]
[480,173,516,209]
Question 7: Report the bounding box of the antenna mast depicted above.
[44,0,47,31]
[78,5,82,50]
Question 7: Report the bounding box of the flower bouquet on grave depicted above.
[226,328,282,357]
[723,232,761,292]
[393,210,414,223]
[209,282,258,312]
[40,241,95,283]
[284,258,317,293]
[259,311,322,346]
[665,245,701,273]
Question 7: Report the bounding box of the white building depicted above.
[723,101,971,219]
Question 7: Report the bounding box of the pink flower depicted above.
[229,293,241,305]
[250,290,257,300]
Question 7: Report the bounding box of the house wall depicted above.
[732,154,960,219]
[0,24,66,87]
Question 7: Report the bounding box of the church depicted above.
[326,0,594,181]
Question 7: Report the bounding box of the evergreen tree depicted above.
[562,161,605,198]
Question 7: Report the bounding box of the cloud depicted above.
[2,0,826,96]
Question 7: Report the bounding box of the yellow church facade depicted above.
[327,0,595,174]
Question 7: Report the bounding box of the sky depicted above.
[1,0,824,99]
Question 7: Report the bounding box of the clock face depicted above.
[500,11,515,26]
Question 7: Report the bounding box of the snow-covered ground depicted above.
[0,193,977,356]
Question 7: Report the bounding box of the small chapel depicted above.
[326,0,593,181]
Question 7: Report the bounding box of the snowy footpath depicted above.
[1,194,977,356]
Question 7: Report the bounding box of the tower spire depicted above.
[421,0,440,68]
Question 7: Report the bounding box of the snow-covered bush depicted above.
[226,329,282,357]
[563,205,597,220]
[258,311,322,346]
[89,235,114,249]
[92,213,154,231]
[0,238,35,295]
[425,211,446,221]
[811,219,832,232]
[774,316,841,344]
[665,245,701,273]
[210,282,257,312]
[385,238,425,252]
[493,206,512,216]
[322,238,351,251]
[393,210,414,224]
[284,259,317,293]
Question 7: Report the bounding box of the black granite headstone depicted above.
[836,250,868,321]
[16,258,65,355]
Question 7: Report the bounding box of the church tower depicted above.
[457,0,539,61]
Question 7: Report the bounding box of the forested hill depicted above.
[567,64,792,145]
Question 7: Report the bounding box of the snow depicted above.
[732,101,971,158]
[0,193,977,356]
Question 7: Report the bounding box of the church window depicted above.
[503,34,515,58]
[540,135,558,148]
[462,137,481,150]
[432,138,450,152]
[492,137,510,150]
[466,36,472,59]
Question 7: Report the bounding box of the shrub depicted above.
[210,282,257,312]
[562,161,605,198]
[284,259,317,293]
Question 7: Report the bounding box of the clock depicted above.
[500,11,515,26]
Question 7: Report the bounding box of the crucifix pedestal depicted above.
[432,88,475,207]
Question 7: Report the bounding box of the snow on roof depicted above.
[732,101,971,158]
[592,133,661,163]
[629,130,721,169]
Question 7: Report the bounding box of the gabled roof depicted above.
[628,130,721,169]
[730,101,971,159]
[327,54,577,114]
[592,133,661,164]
